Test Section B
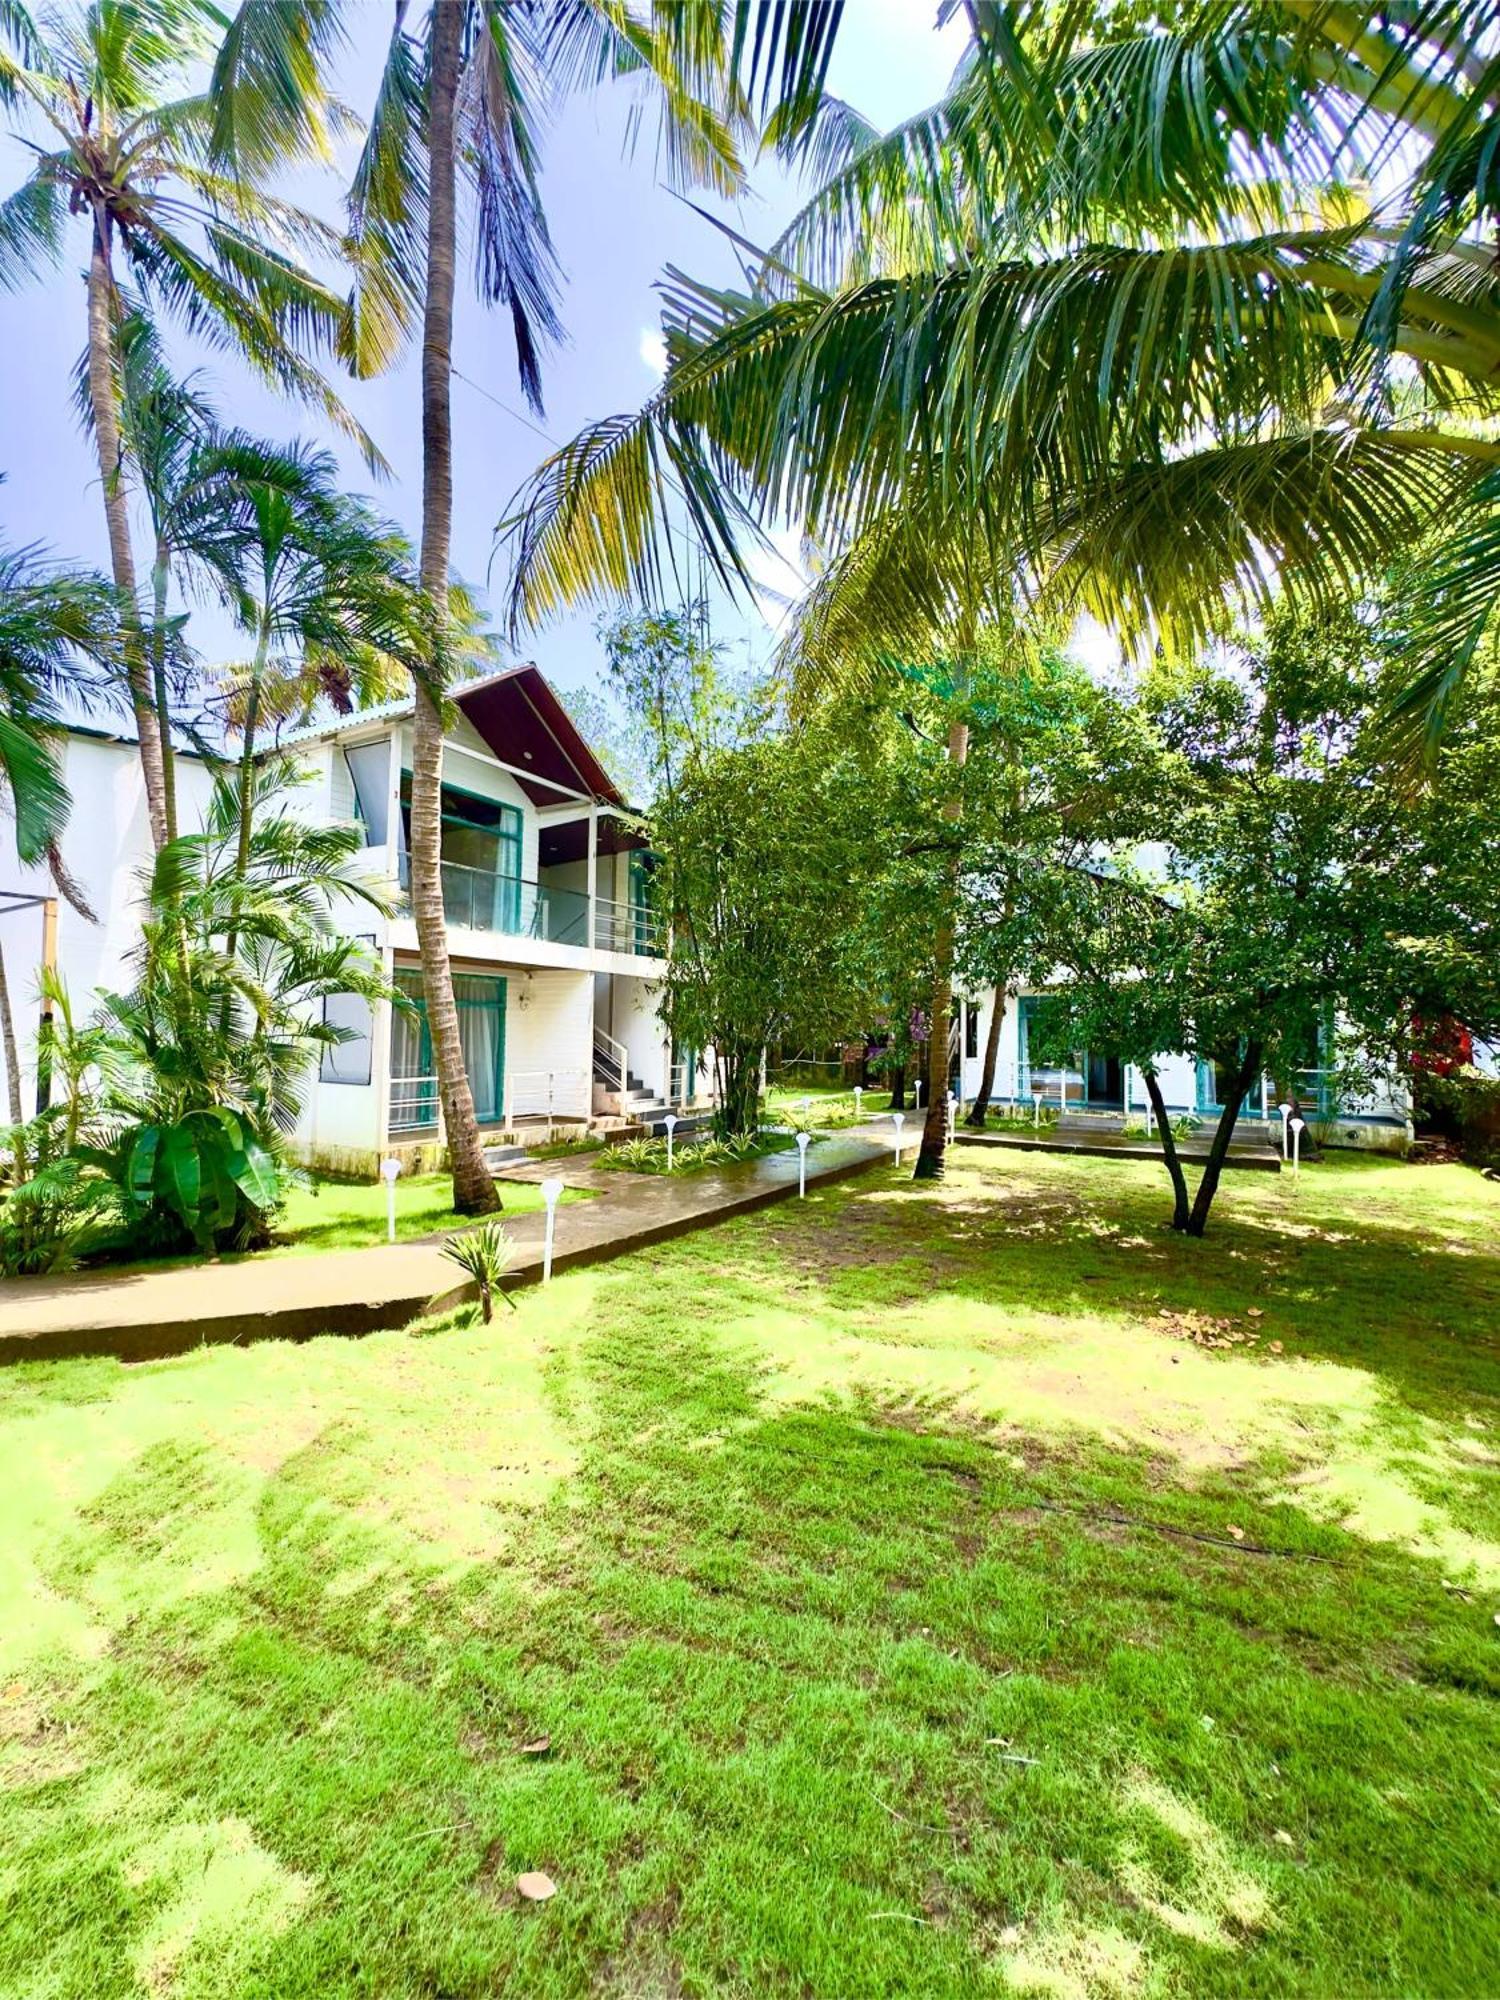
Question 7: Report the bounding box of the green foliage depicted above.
[600,604,880,1136]
[107,1107,280,1255]
[497,5,1500,755]
[63,764,403,1258]
[0,1121,116,1276]
[596,1129,800,1176]
[441,1221,517,1323]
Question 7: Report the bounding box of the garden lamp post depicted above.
[796,1129,810,1197]
[1279,1102,1293,1159]
[663,1112,678,1172]
[1032,1090,1043,1129]
[541,1176,564,1282]
[892,1112,905,1166]
[1289,1116,1305,1175]
[380,1156,400,1244]
[853,1085,863,1122]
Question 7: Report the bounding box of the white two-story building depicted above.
[0,665,689,1176]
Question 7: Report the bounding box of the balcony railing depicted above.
[398,853,589,946]
[594,894,665,956]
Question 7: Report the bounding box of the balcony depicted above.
[594,893,666,957]
[398,853,589,946]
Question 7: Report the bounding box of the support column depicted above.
[586,803,598,949]
[34,897,58,1114]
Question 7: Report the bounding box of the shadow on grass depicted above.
[2,1258,1497,1998]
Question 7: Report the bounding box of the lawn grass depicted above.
[764,1081,895,1126]
[1,1148,1497,1997]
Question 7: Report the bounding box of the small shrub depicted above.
[0,1153,116,1276]
[598,1129,803,1176]
[442,1221,516,1322]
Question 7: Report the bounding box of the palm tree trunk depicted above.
[87,207,169,853]
[964,980,1006,1127]
[913,716,970,1180]
[234,628,269,882]
[151,542,179,844]
[0,939,23,1127]
[415,0,498,1216]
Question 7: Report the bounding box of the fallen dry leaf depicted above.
[1227,1526,1246,1542]
[1268,1341,1284,1354]
[1273,1830,1295,1848]
[1247,1307,1264,1318]
[518,1736,551,1757]
[516,1871,557,1902]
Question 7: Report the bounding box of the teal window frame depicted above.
[392,968,508,1126]
[401,772,525,932]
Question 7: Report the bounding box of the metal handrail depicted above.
[592,1025,628,1095]
[594,893,665,956]
[389,1072,440,1133]
[507,1067,590,1128]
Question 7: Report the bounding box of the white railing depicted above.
[389,1073,440,1133]
[594,894,666,957]
[592,1026,628,1098]
[506,1067,591,1128]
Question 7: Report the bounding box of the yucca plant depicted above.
[442,1220,516,1323]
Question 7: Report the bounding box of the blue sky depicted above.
[0,3,968,712]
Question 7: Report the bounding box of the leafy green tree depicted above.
[956,655,1149,1126]
[1,0,377,849]
[1042,600,1500,1235]
[602,603,875,1136]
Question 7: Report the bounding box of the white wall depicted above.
[504,966,594,1119]
[0,735,215,1117]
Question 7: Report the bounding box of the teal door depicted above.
[392,970,507,1127]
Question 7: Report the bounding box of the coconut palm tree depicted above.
[496,4,1500,763]
[206,438,415,883]
[210,0,844,1214]
[0,0,385,851]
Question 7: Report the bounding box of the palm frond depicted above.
[0,172,62,284]
[345,11,428,376]
[208,0,346,171]
[461,0,563,417]
[1039,425,1496,654]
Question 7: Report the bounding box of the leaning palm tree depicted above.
[210,0,844,1213]
[0,0,386,850]
[497,3,1500,764]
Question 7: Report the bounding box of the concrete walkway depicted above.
[0,1133,889,1365]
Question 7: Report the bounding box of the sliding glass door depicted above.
[390,969,507,1128]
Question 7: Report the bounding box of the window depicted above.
[320,933,376,1085]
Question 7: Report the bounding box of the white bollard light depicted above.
[796,1128,810,1197]
[380,1155,401,1243]
[915,1076,924,1108]
[663,1112,678,1172]
[540,1174,564,1282]
[1032,1090,1043,1128]
[1278,1101,1292,1160]
[1289,1115,1305,1175]
[853,1085,863,1122]
[892,1111,906,1167]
